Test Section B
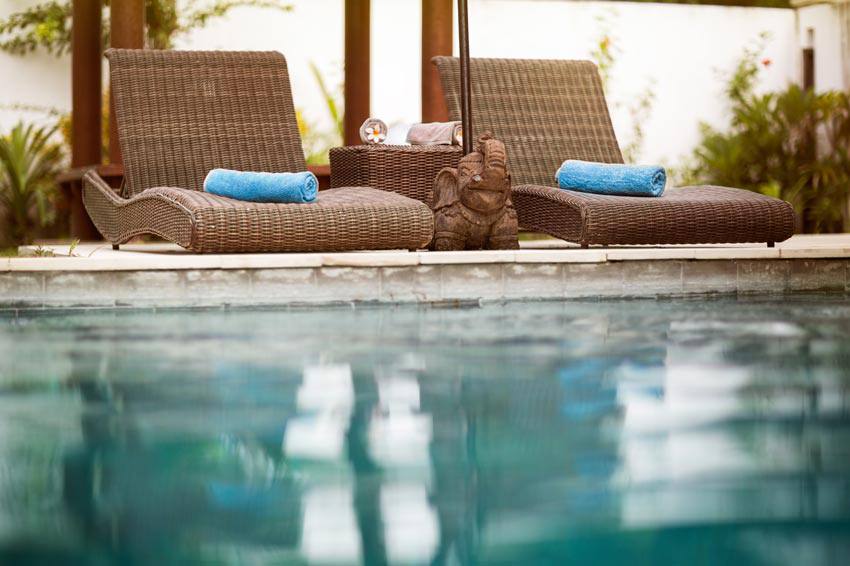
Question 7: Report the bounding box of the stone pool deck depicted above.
[2,235,850,309]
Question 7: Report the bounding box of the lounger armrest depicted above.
[82,170,125,204]
[82,170,128,243]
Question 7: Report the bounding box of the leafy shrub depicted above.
[686,41,850,233]
[0,122,65,246]
[298,62,344,165]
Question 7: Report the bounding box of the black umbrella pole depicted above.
[458,0,473,155]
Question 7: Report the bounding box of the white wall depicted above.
[183,0,798,167]
[461,1,797,166]
[797,2,848,92]
[174,0,346,138]
[0,1,72,130]
[0,0,806,168]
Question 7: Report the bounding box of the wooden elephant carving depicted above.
[430,133,519,251]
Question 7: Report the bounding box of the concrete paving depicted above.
[2,235,849,309]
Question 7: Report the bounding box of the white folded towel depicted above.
[406,121,462,146]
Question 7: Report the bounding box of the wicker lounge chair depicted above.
[83,50,434,253]
[434,57,796,247]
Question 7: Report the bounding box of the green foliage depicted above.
[298,62,343,165]
[686,38,850,233]
[147,0,292,50]
[590,30,616,91]
[309,61,344,143]
[67,237,79,256]
[0,0,292,56]
[31,244,56,257]
[0,122,65,246]
[0,1,70,56]
[56,92,112,162]
[622,81,656,164]
[589,15,656,163]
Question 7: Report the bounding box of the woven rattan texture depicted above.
[514,184,796,245]
[83,171,194,247]
[434,57,623,188]
[435,56,796,245]
[108,49,307,198]
[84,171,434,253]
[83,50,436,253]
[330,145,462,204]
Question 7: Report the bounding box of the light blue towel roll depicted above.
[556,160,666,197]
[203,169,318,203]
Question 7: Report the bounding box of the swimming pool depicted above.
[1,296,849,564]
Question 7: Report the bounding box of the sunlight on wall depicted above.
[0,0,804,169]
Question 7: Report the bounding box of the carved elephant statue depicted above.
[430,133,519,251]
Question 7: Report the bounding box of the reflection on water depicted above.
[1,296,850,565]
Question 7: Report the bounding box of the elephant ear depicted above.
[431,167,460,211]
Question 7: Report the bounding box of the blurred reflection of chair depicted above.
[299,485,362,564]
[283,364,354,461]
[369,363,439,564]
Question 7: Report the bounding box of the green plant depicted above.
[67,238,79,256]
[685,37,850,233]
[56,92,112,162]
[590,25,617,91]
[309,61,344,143]
[31,245,56,257]
[298,62,344,165]
[0,0,292,55]
[589,14,656,163]
[0,122,65,246]
[0,1,69,55]
[622,81,656,164]
[147,0,291,50]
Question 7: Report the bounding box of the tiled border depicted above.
[2,258,848,310]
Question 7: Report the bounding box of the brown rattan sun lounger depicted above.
[434,57,796,247]
[83,50,434,253]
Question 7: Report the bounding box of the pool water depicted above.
[1,296,849,565]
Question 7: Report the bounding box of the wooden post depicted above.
[802,48,815,91]
[421,0,453,122]
[344,0,370,146]
[70,0,102,239]
[109,0,145,164]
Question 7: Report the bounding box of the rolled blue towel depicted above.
[203,169,318,203]
[555,160,666,197]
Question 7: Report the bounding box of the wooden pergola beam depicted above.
[344,0,370,146]
[421,0,453,122]
[70,0,102,239]
[109,0,146,164]
[71,0,102,170]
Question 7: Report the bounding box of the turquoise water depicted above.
[1,296,849,565]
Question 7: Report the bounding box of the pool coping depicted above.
[2,236,849,309]
[5,235,850,273]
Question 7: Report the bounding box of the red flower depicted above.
[761,58,772,67]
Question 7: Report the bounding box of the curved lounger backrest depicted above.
[433,57,624,188]
[107,49,306,197]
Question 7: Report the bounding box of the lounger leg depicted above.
[767,242,775,248]
[112,244,120,250]
[581,243,589,249]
